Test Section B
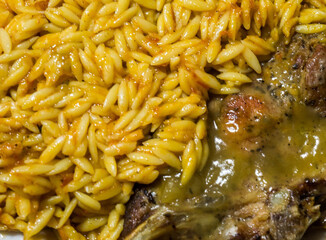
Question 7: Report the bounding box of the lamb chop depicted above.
[120,33,326,240]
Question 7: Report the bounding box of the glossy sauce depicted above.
[152,101,326,209]
[151,38,326,210]
[204,102,326,203]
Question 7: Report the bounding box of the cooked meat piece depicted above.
[220,94,270,140]
[122,179,324,240]
[302,45,326,116]
[219,93,280,140]
[304,45,326,88]
[218,85,283,151]
[262,35,326,116]
[120,187,156,239]
[215,180,323,240]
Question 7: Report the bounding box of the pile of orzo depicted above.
[0,0,324,238]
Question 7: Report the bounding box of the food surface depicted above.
[0,0,326,239]
[122,33,326,240]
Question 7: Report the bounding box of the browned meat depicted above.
[302,45,326,116]
[263,34,326,116]
[215,179,323,240]
[305,45,326,86]
[120,187,156,239]
[122,179,324,240]
[220,94,271,140]
[218,85,283,151]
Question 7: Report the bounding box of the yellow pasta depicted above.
[0,0,323,238]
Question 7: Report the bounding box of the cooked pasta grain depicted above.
[0,0,324,238]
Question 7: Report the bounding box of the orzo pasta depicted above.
[0,0,324,239]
